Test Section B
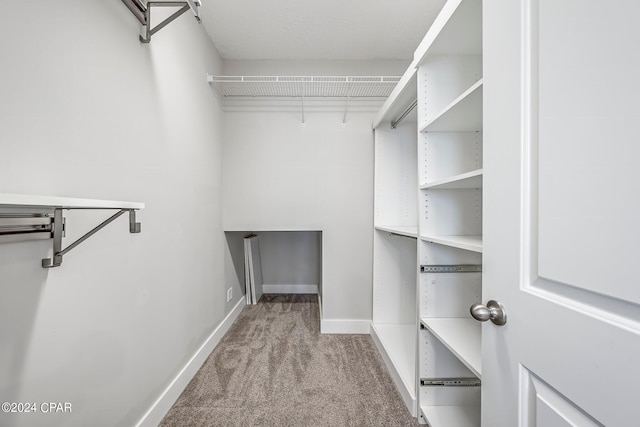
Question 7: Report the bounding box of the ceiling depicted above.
[199,0,447,61]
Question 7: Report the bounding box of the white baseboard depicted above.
[320,318,371,334]
[262,284,318,294]
[135,297,246,427]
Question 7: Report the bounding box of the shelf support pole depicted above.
[342,80,353,125]
[42,208,141,268]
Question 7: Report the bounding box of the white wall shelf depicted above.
[420,318,481,378]
[0,193,144,268]
[209,75,400,121]
[419,80,483,133]
[0,193,144,210]
[419,235,483,253]
[209,75,400,98]
[420,169,483,190]
[420,405,480,427]
[374,225,418,239]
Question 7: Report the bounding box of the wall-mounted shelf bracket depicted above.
[121,0,202,43]
[420,264,482,273]
[41,208,141,268]
[420,378,481,387]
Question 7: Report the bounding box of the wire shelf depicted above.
[209,76,401,99]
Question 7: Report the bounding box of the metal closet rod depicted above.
[391,100,418,129]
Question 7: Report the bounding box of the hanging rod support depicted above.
[146,4,191,40]
[42,208,141,268]
[342,96,350,125]
[342,80,353,125]
[121,0,202,43]
[391,100,418,129]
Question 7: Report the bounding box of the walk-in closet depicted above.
[1,1,638,426]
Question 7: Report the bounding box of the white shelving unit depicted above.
[371,0,483,425]
[372,85,419,414]
[416,0,483,424]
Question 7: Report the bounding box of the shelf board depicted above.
[371,323,416,410]
[373,67,418,129]
[0,193,144,210]
[419,79,483,132]
[375,225,419,238]
[421,169,483,190]
[420,405,480,427]
[420,235,482,253]
[414,0,482,62]
[420,317,481,378]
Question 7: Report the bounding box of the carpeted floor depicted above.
[160,294,419,426]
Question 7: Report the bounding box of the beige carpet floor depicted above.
[160,294,419,427]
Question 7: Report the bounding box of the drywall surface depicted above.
[0,3,226,427]
[222,110,374,322]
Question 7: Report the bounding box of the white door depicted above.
[483,1,640,426]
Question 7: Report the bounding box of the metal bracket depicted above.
[420,264,482,273]
[121,0,202,43]
[42,208,141,268]
[420,378,481,387]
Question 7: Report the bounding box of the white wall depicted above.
[0,2,228,426]
[221,60,409,327]
[222,110,375,324]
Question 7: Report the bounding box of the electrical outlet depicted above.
[226,287,232,302]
